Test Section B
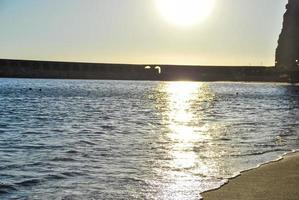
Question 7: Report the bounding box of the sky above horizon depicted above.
[0,0,288,66]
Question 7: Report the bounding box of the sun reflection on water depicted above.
[156,82,208,199]
[167,82,201,176]
[167,82,198,123]
[150,81,232,199]
[165,82,206,165]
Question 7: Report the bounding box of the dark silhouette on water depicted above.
[0,1,298,82]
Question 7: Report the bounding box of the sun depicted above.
[155,0,215,27]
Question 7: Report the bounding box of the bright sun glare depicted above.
[155,0,215,27]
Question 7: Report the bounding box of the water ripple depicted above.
[0,79,298,199]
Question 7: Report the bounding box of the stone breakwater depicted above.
[1,59,299,82]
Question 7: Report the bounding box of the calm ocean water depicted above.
[0,79,298,200]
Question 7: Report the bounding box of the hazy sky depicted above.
[0,0,288,66]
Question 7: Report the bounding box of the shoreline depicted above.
[201,150,299,200]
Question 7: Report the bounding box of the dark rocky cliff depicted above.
[276,0,299,70]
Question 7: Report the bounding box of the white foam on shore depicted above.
[199,149,299,199]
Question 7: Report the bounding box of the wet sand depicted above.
[201,152,299,200]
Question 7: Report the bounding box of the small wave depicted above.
[98,152,109,157]
[81,153,90,158]
[94,131,105,135]
[60,194,82,200]
[229,148,286,157]
[0,164,20,171]
[78,140,96,145]
[100,125,114,130]
[45,174,68,181]
[50,157,77,162]
[218,138,231,141]
[15,178,41,187]
[61,171,85,177]
[0,147,21,153]
[66,150,79,154]
[17,145,45,149]
[101,116,110,120]
[24,161,46,167]
[22,131,42,135]
[0,183,17,194]
[52,129,64,133]
[253,143,280,148]
[0,124,8,128]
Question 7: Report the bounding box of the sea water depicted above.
[0,79,298,199]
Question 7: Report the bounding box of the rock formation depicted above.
[276,0,299,71]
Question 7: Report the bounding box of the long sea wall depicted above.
[0,59,298,82]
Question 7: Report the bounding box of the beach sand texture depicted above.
[202,152,299,200]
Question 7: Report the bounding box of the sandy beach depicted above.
[201,152,299,200]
